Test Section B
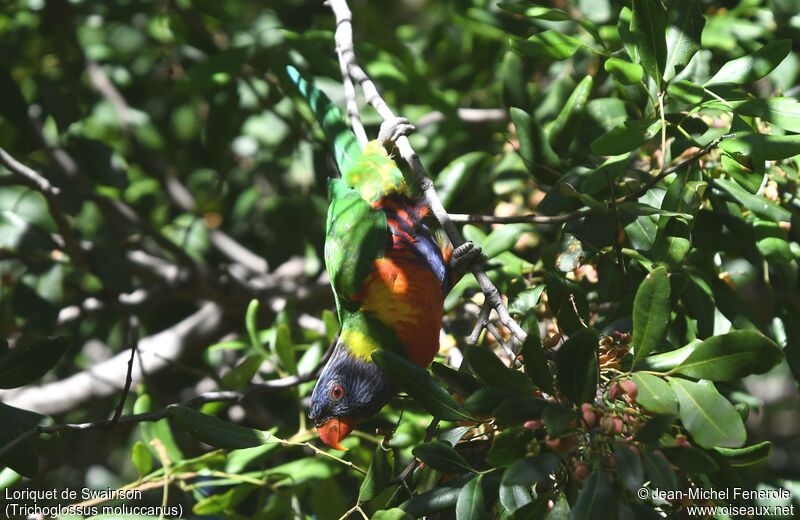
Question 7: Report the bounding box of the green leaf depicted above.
[714,178,791,222]
[493,396,549,424]
[510,107,536,175]
[555,234,585,273]
[635,414,678,446]
[373,509,414,520]
[631,373,678,415]
[0,467,22,492]
[400,487,461,517]
[617,202,691,219]
[221,353,263,389]
[466,345,533,393]
[509,286,546,317]
[668,378,746,448]
[322,309,339,344]
[482,223,534,258]
[168,405,271,449]
[637,340,700,371]
[0,402,44,477]
[542,404,579,438]
[226,438,279,473]
[713,441,772,467]
[719,133,800,162]
[547,75,593,153]
[271,323,297,374]
[631,0,668,88]
[498,4,571,21]
[632,267,671,366]
[667,80,706,104]
[520,321,554,394]
[604,57,644,85]
[555,327,599,404]
[435,152,494,210]
[413,441,474,474]
[663,0,705,82]
[245,299,262,351]
[660,446,719,473]
[670,330,783,380]
[0,336,71,389]
[727,98,800,133]
[134,393,184,464]
[456,475,485,520]
[431,362,482,395]
[642,450,678,490]
[131,441,153,476]
[512,31,583,61]
[615,444,644,493]
[359,445,394,502]
[487,427,535,468]
[571,471,615,519]
[502,453,561,486]
[372,350,474,422]
[591,119,661,155]
[706,40,791,85]
[547,494,570,519]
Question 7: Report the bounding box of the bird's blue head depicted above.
[309,341,397,450]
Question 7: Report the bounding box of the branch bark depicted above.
[328,0,527,344]
[0,303,227,415]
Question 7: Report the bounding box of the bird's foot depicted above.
[450,241,485,272]
[378,117,415,149]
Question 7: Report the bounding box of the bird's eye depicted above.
[330,385,345,400]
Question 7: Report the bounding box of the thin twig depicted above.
[450,133,734,226]
[448,210,591,224]
[0,337,336,462]
[108,316,140,427]
[0,146,88,269]
[619,133,734,203]
[328,0,527,345]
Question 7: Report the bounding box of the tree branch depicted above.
[450,134,734,226]
[328,0,527,344]
[108,316,140,427]
[0,147,88,270]
[0,338,335,463]
[416,108,508,128]
[0,302,228,415]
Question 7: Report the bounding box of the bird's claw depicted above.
[450,241,485,272]
[378,117,415,148]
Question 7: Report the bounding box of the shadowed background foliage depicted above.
[1,0,799,518]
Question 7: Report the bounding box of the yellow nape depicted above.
[344,140,408,203]
[340,328,380,361]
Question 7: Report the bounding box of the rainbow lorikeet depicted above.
[286,66,479,450]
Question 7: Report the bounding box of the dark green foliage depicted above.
[1,0,799,518]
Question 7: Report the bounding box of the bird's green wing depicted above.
[325,178,387,321]
[286,65,362,176]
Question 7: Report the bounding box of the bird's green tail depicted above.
[286,65,361,176]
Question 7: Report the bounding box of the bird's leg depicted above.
[378,117,415,150]
[449,241,485,272]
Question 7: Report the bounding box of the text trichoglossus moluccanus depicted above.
[286,66,460,450]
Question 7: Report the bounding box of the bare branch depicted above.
[416,108,508,128]
[109,316,140,427]
[0,337,336,463]
[448,210,591,225]
[0,147,88,269]
[84,56,269,275]
[449,134,734,226]
[616,133,734,204]
[328,0,527,344]
[0,302,227,415]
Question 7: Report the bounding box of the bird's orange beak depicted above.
[316,416,357,451]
